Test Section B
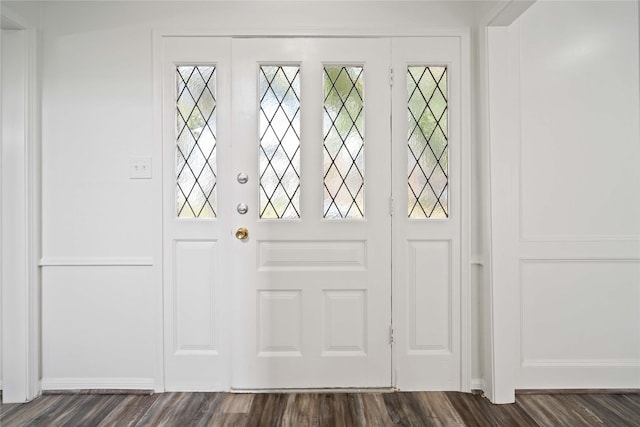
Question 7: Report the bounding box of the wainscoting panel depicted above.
[521,260,640,363]
[41,266,155,389]
[518,260,640,388]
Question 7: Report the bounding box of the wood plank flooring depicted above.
[1,391,639,426]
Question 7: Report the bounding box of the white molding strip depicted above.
[155,27,470,39]
[41,378,155,390]
[470,256,484,266]
[518,238,640,261]
[520,258,640,264]
[520,236,640,243]
[488,0,536,27]
[522,359,640,368]
[231,387,394,394]
[40,257,154,267]
[471,379,485,390]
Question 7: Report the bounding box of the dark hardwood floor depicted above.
[1,391,639,426]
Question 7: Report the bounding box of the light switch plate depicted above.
[130,157,152,179]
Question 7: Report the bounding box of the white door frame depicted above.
[152,29,471,393]
[1,7,41,403]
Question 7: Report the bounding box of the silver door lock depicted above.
[237,203,248,214]
[237,173,249,184]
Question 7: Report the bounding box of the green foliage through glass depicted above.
[323,66,365,219]
[407,66,448,219]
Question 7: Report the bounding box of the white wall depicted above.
[490,0,640,393]
[32,1,482,390]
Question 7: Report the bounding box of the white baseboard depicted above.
[41,377,154,391]
[471,378,485,390]
[519,363,640,389]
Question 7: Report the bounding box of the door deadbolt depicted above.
[237,173,249,184]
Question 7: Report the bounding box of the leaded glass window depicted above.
[407,66,448,219]
[259,65,301,219]
[176,65,218,218]
[323,66,365,219]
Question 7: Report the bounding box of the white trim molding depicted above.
[470,256,484,266]
[488,1,536,27]
[471,379,485,390]
[522,359,640,368]
[39,257,154,267]
[484,23,522,404]
[1,7,41,403]
[41,378,155,391]
[518,361,640,390]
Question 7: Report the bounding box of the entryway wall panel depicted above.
[516,1,640,389]
[489,0,640,394]
[518,2,640,241]
[520,260,640,389]
[41,267,155,390]
[41,24,155,259]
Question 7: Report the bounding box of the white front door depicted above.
[230,38,391,389]
[161,36,464,391]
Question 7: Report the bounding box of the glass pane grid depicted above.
[259,66,301,219]
[407,66,448,219]
[323,66,365,219]
[176,66,217,218]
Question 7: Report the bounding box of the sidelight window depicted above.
[176,65,218,218]
[407,66,448,219]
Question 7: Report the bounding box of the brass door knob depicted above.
[235,227,249,240]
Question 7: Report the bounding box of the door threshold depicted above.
[230,387,395,394]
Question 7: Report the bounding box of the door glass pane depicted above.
[176,65,217,218]
[323,66,365,219]
[407,66,448,219]
[259,65,301,219]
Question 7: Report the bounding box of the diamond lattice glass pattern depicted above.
[259,66,301,219]
[323,66,365,219]
[176,66,218,218]
[407,66,448,219]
